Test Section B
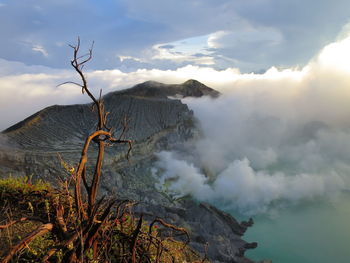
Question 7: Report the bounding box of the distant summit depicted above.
[2,80,220,149]
[109,79,220,99]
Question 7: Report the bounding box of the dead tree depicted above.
[66,38,132,220]
[0,38,196,263]
[0,38,132,263]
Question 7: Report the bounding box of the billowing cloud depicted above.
[0,59,238,130]
[155,153,343,215]
[152,32,350,215]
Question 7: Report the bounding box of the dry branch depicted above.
[149,218,190,247]
[0,223,53,263]
[0,217,46,230]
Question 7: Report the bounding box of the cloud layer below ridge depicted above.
[153,32,350,215]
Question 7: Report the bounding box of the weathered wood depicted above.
[1,223,53,263]
[0,217,46,230]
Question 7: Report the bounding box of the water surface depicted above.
[231,193,350,263]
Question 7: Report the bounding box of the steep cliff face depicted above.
[0,80,259,263]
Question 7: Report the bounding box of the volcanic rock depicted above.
[0,80,258,263]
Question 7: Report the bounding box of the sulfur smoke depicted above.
[153,34,350,215]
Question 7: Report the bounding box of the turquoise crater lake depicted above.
[231,192,350,263]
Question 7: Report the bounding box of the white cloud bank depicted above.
[152,32,350,215]
[154,153,343,215]
[0,58,241,130]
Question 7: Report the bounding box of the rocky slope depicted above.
[0,80,264,263]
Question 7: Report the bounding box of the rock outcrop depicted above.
[0,80,258,263]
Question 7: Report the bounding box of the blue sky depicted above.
[1,0,350,72]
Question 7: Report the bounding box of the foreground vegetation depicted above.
[0,176,204,262]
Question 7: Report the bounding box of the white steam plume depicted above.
[153,32,350,215]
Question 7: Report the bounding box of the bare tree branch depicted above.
[56,81,83,88]
[1,223,53,263]
[0,217,46,230]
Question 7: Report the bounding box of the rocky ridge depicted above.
[0,80,264,263]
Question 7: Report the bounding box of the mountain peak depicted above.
[183,79,202,85]
[111,79,220,99]
[3,80,220,137]
[181,79,220,97]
